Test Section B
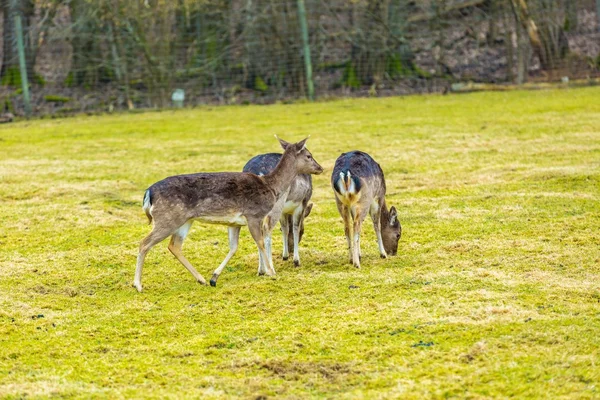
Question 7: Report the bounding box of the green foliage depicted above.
[254,76,268,93]
[33,73,46,87]
[44,95,71,103]
[413,65,432,79]
[1,69,46,87]
[386,54,432,80]
[564,15,572,31]
[1,67,22,87]
[64,72,74,88]
[386,54,411,78]
[65,67,115,89]
[342,63,361,89]
[317,61,348,71]
[0,88,599,398]
[2,98,14,113]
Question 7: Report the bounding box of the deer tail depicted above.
[142,189,153,224]
[334,170,361,198]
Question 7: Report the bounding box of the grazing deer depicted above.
[134,137,323,292]
[331,151,401,268]
[243,153,313,267]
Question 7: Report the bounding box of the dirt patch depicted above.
[257,360,353,382]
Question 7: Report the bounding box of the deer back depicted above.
[146,172,277,227]
[332,151,386,205]
[244,153,313,208]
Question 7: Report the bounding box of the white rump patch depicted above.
[335,171,360,206]
[142,190,152,216]
[142,190,151,210]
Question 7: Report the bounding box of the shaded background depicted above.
[1,0,599,116]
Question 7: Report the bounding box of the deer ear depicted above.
[276,135,291,150]
[295,136,309,153]
[304,202,313,218]
[389,206,398,225]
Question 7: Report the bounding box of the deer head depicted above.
[381,206,401,256]
[277,136,323,175]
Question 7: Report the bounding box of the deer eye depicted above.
[396,234,401,239]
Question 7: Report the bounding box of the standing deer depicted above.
[243,153,313,267]
[134,137,323,292]
[331,151,401,268]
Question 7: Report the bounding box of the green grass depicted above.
[1,88,599,399]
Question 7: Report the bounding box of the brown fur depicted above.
[331,151,401,268]
[134,137,323,292]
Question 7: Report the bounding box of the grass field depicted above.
[1,87,599,399]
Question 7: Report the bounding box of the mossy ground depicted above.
[1,88,599,399]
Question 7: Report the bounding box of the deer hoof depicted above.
[294,260,300,267]
[210,274,218,287]
[133,282,143,293]
[380,254,387,259]
[282,255,289,261]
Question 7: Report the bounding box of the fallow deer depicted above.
[134,137,323,292]
[243,153,313,267]
[331,151,401,268]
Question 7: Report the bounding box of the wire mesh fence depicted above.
[1,0,599,117]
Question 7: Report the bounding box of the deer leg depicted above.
[292,208,303,267]
[265,233,274,269]
[340,204,353,264]
[256,230,269,276]
[210,226,240,287]
[168,221,207,286]
[280,214,290,261]
[352,207,364,268]
[263,215,277,275]
[257,247,265,275]
[134,226,172,292]
[370,203,387,259]
[248,218,275,276]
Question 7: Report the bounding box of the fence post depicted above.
[297,0,314,101]
[15,13,32,117]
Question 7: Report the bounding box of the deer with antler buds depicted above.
[243,152,313,267]
[134,137,323,291]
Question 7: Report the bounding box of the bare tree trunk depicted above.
[596,0,600,32]
[431,0,448,76]
[487,0,498,46]
[516,20,529,84]
[564,0,577,31]
[243,0,259,89]
[510,0,568,72]
[68,0,107,86]
[504,2,514,82]
[597,0,600,32]
[348,0,400,86]
[108,19,132,109]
